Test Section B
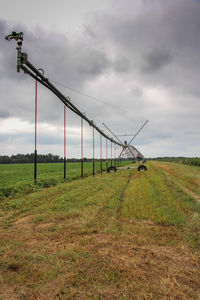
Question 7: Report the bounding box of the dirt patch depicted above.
[14,215,33,225]
[116,172,133,220]
[36,223,53,229]
[0,286,19,300]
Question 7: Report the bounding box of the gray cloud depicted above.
[0,111,10,119]
[88,0,200,95]
[0,20,113,125]
[142,49,173,73]
[0,0,200,157]
[83,24,96,40]
[113,56,131,73]
[77,49,110,75]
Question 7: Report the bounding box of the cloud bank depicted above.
[0,0,200,157]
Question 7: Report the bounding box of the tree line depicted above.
[0,153,110,164]
[0,153,91,164]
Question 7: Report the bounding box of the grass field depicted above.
[0,160,130,199]
[156,157,200,167]
[0,161,200,299]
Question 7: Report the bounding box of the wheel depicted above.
[107,166,117,173]
[138,165,147,172]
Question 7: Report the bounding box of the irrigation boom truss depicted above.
[102,121,148,173]
[103,120,148,160]
[5,31,123,147]
[5,31,148,177]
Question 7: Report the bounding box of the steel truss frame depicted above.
[5,31,123,147]
[5,31,148,178]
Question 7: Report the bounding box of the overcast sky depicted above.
[0,0,199,158]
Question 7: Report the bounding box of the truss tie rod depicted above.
[127,120,148,146]
[5,31,123,146]
[21,65,79,116]
[22,61,123,146]
[22,65,117,144]
[25,60,90,119]
[102,122,123,145]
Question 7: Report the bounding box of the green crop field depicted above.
[0,161,200,299]
[0,160,130,199]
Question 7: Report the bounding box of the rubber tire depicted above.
[107,166,117,173]
[138,165,147,172]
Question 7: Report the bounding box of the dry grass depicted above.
[0,162,200,299]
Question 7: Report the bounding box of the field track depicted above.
[0,161,200,299]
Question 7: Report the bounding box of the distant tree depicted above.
[0,153,64,164]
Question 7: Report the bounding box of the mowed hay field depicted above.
[0,161,200,299]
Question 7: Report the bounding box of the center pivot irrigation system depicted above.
[5,31,148,182]
[102,120,148,173]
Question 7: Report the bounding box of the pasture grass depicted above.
[0,161,199,299]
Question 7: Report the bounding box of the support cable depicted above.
[5,31,139,178]
[4,30,123,146]
[21,63,122,146]
[50,79,129,115]
[102,122,123,145]
[20,66,80,116]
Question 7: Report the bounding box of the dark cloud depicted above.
[142,49,173,73]
[0,20,113,125]
[83,24,96,40]
[77,49,110,75]
[113,56,131,73]
[88,0,200,95]
[0,0,200,157]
